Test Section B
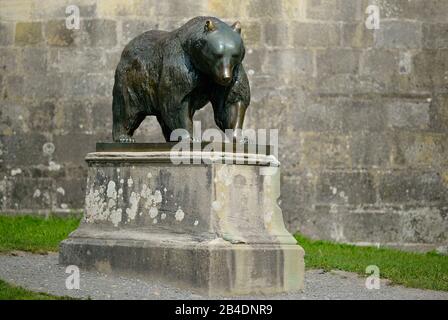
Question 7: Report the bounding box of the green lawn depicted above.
[0,279,73,300]
[295,234,448,292]
[0,215,447,299]
[0,215,80,300]
[0,215,80,253]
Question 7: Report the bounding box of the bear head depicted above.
[189,18,245,86]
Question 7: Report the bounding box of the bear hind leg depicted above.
[112,95,134,143]
[113,112,146,143]
[112,83,148,143]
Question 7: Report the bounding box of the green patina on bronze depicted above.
[112,16,250,143]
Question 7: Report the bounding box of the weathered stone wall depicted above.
[1,0,447,250]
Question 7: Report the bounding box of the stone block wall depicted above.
[0,0,447,250]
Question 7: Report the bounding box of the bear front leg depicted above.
[160,101,194,142]
[213,101,247,142]
[211,64,250,143]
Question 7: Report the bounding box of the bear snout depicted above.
[215,65,233,86]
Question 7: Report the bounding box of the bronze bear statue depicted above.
[112,16,250,142]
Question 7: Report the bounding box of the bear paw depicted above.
[232,135,249,144]
[118,135,136,143]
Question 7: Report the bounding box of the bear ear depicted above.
[204,20,216,32]
[231,21,241,34]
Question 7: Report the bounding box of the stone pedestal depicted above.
[59,143,304,296]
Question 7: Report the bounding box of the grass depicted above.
[295,234,448,292]
[0,215,80,253]
[0,279,74,300]
[0,215,446,298]
[0,215,80,300]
